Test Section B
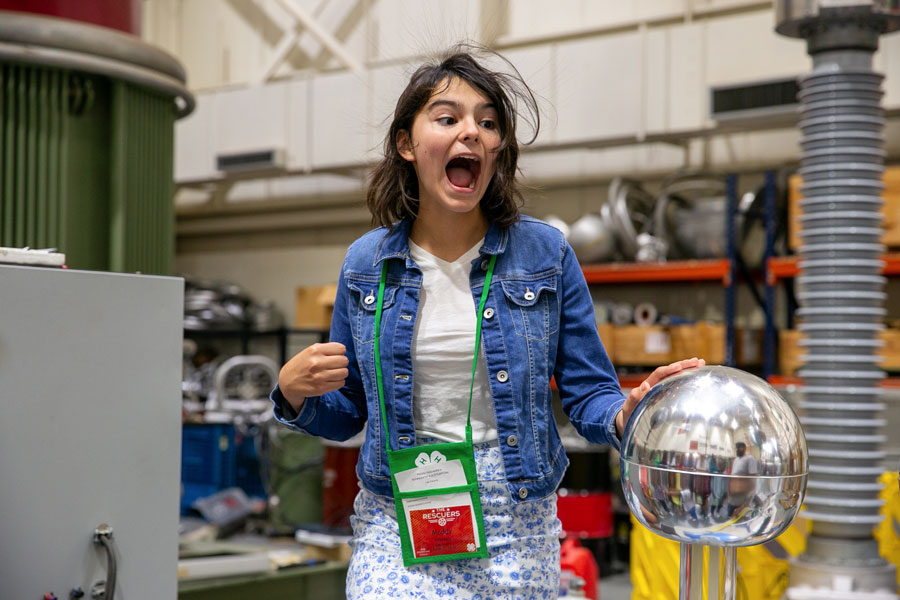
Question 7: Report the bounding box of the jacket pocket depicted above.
[347,279,398,344]
[500,276,559,341]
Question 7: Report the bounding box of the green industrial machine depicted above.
[0,11,193,274]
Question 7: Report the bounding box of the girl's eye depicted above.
[480,119,496,130]
[437,117,456,126]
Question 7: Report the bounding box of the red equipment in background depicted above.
[0,0,141,34]
[321,446,360,528]
[557,490,613,599]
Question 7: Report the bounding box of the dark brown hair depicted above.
[366,47,540,230]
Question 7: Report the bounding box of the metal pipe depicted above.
[723,546,737,600]
[678,543,704,600]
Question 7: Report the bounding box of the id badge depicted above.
[388,443,488,566]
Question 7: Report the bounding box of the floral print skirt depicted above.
[346,439,562,599]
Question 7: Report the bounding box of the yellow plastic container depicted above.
[629,515,807,600]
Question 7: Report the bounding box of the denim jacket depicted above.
[272,215,625,503]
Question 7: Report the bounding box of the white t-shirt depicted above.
[408,238,498,443]
[731,453,759,476]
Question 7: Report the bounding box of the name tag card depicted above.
[401,492,479,558]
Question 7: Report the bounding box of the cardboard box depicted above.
[294,283,338,330]
[788,166,900,251]
[882,328,900,371]
[669,323,762,365]
[779,329,805,376]
[597,322,615,358]
[779,328,900,374]
[611,325,672,366]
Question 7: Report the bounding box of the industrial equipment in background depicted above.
[556,172,777,266]
[620,365,809,600]
[776,1,900,597]
[0,264,184,599]
[0,3,193,274]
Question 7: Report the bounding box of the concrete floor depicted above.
[598,572,633,600]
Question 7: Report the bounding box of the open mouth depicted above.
[445,155,481,190]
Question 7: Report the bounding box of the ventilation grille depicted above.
[0,65,67,250]
[109,81,176,275]
[216,148,286,173]
[711,77,800,121]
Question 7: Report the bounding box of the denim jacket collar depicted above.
[373,217,510,268]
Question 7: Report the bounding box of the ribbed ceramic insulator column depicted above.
[794,56,888,539]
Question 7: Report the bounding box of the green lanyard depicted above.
[373,253,497,452]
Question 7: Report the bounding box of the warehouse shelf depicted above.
[551,372,650,392]
[184,326,329,365]
[767,253,900,284]
[581,259,732,285]
[581,171,764,370]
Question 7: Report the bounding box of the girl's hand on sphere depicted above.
[615,357,706,438]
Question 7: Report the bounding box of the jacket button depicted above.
[518,487,528,499]
[523,288,535,301]
[496,370,509,383]
[363,294,375,305]
[483,307,494,319]
[481,259,490,271]
[506,435,518,447]
[398,436,411,443]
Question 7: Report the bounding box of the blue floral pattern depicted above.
[346,440,562,599]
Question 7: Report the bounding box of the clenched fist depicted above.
[278,342,349,413]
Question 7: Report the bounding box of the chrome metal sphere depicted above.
[620,365,808,547]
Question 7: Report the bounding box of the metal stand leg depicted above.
[723,546,737,600]
[708,546,721,599]
[679,543,704,600]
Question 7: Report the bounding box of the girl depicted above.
[273,48,703,599]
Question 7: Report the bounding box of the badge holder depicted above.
[373,254,496,566]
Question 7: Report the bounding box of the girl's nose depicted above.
[459,118,479,142]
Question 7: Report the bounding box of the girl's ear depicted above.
[397,130,415,162]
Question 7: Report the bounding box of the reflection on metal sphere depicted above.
[620,365,808,547]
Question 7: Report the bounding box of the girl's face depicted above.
[398,77,501,219]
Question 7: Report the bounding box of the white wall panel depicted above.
[371,0,481,62]
[310,72,369,168]
[644,27,669,134]
[705,10,808,86]
[286,79,310,171]
[519,144,685,183]
[368,63,414,162]
[174,93,217,182]
[554,33,643,143]
[497,46,556,143]
[268,174,364,197]
[667,22,707,132]
[875,32,900,110]
[214,82,289,154]
[687,128,801,170]
[178,0,225,90]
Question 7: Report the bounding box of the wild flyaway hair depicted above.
[366,45,540,229]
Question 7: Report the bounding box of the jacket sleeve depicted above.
[270,262,368,442]
[553,240,626,450]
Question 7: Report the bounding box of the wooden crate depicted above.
[670,323,762,365]
[788,166,900,251]
[670,323,716,363]
[597,322,615,359]
[294,283,338,329]
[611,325,671,366]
